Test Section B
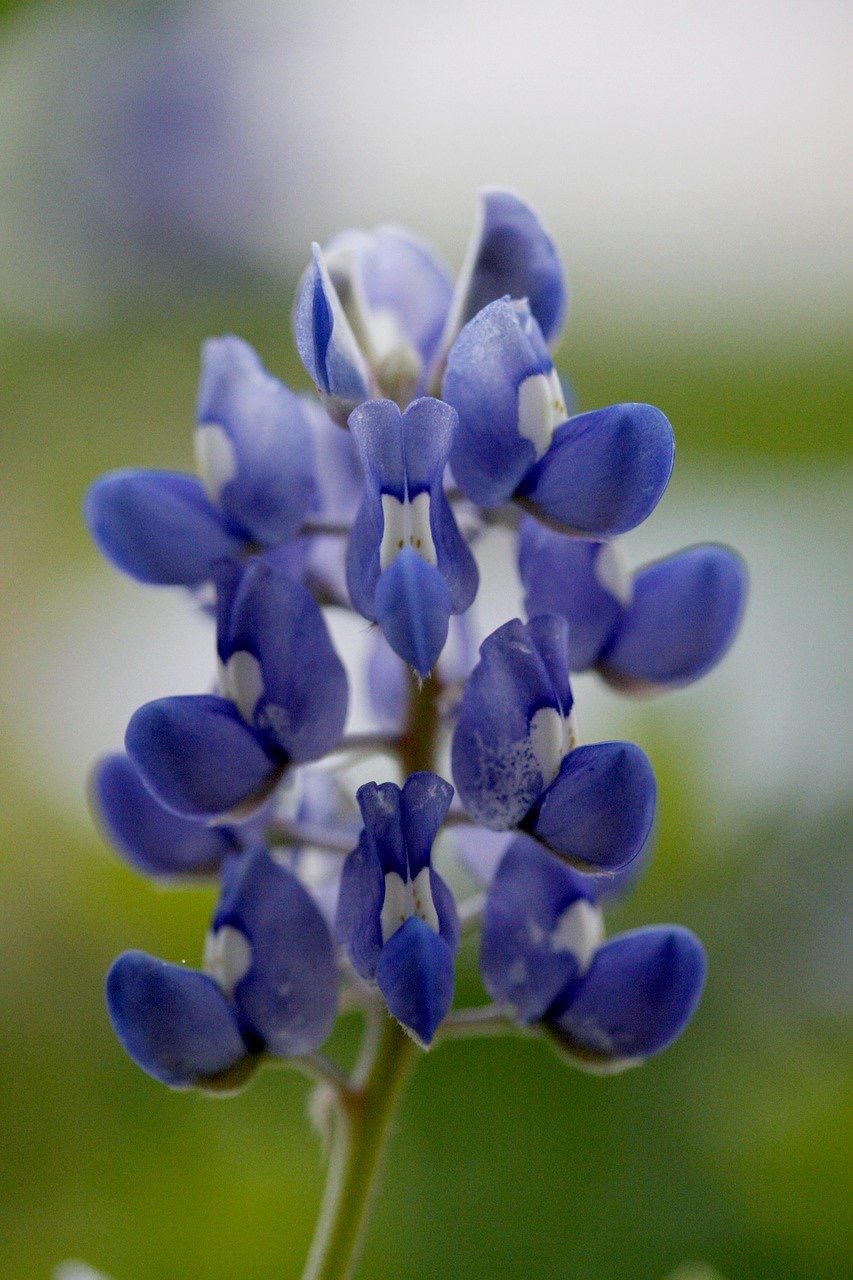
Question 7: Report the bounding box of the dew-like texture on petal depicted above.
[600,545,748,691]
[444,189,566,351]
[518,404,675,536]
[528,742,656,871]
[359,226,454,372]
[213,849,338,1057]
[336,830,386,979]
[92,753,234,878]
[519,521,623,670]
[443,299,549,507]
[125,695,278,819]
[219,559,348,761]
[481,835,598,1022]
[376,916,455,1045]
[85,470,242,585]
[106,951,246,1087]
[196,335,316,545]
[549,926,706,1060]
[451,617,573,829]
[374,549,452,677]
[294,244,372,419]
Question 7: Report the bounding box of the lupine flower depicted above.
[452,615,656,873]
[481,836,706,1070]
[336,774,460,1045]
[84,336,315,587]
[441,297,675,535]
[125,558,348,819]
[294,188,565,420]
[106,848,338,1088]
[346,397,478,676]
[367,610,477,730]
[519,521,749,693]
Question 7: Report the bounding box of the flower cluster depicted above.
[87,189,746,1091]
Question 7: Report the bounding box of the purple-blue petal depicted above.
[375,915,455,1045]
[527,742,656,872]
[213,848,338,1057]
[294,244,372,421]
[399,772,454,876]
[92,753,235,878]
[518,404,675,536]
[196,335,316,545]
[85,469,242,586]
[359,225,454,373]
[125,694,279,819]
[600,544,748,693]
[335,830,385,979]
[481,834,598,1022]
[106,951,246,1087]
[374,550,452,678]
[549,926,706,1061]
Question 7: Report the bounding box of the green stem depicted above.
[301,1015,417,1280]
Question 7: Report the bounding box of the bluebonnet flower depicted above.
[346,397,478,676]
[294,188,564,420]
[125,558,348,819]
[85,336,315,587]
[481,836,706,1069]
[519,521,749,692]
[336,774,460,1046]
[107,848,338,1088]
[452,616,656,873]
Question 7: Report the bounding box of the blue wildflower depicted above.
[346,397,478,677]
[336,774,460,1046]
[481,836,706,1069]
[451,616,656,873]
[107,848,338,1088]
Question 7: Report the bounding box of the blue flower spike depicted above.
[336,773,460,1046]
[442,297,675,534]
[125,558,348,819]
[106,849,339,1090]
[452,616,656,873]
[346,397,478,677]
[519,523,749,693]
[482,838,706,1071]
[85,338,317,587]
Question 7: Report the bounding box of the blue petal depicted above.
[519,522,625,670]
[443,189,567,351]
[125,694,280,819]
[196,336,316,545]
[106,951,246,1088]
[359,225,454,372]
[527,742,656,872]
[376,916,455,1045]
[600,544,748,693]
[451,617,573,829]
[218,558,348,761]
[443,298,551,507]
[356,781,408,879]
[85,470,242,586]
[374,550,451,678]
[293,243,372,422]
[336,830,385,979]
[518,404,675,536]
[92,753,235,878]
[549,926,706,1061]
[400,772,454,876]
[481,835,598,1022]
[213,849,338,1057]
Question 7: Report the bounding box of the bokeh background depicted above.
[0,1,850,1277]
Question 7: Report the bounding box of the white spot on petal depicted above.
[380,493,407,571]
[594,541,633,607]
[529,707,578,788]
[220,650,264,724]
[550,899,604,973]
[407,491,437,565]
[380,866,440,943]
[204,925,253,999]
[195,422,238,505]
[517,371,565,460]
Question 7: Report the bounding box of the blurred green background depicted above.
[0,2,850,1278]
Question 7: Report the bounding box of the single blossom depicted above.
[451,616,656,873]
[85,336,315,587]
[106,848,338,1088]
[336,774,460,1046]
[125,558,348,819]
[294,188,565,420]
[519,521,749,692]
[442,297,674,535]
[481,836,707,1069]
[346,397,478,677]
